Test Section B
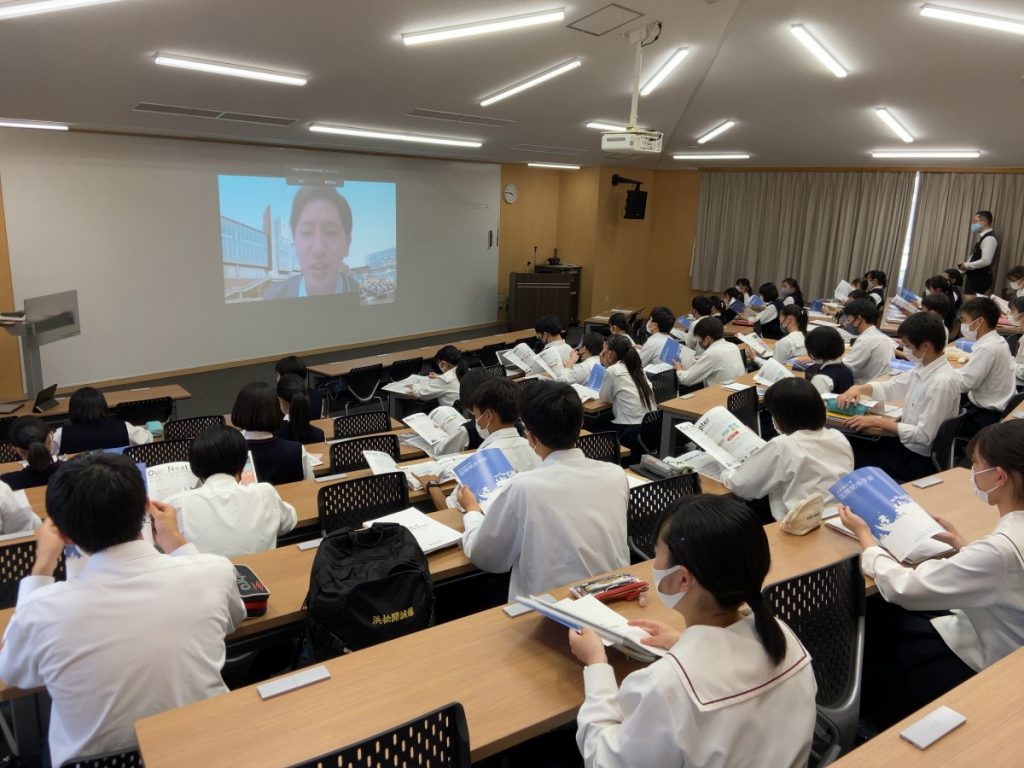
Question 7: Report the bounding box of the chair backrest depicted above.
[626,472,702,560]
[479,343,506,368]
[0,441,19,464]
[636,409,663,456]
[1006,332,1021,357]
[727,386,759,434]
[329,433,400,474]
[576,431,620,465]
[388,357,423,382]
[114,396,174,426]
[483,364,507,378]
[345,364,384,400]
[124,438,194,467]
[647,369,677,404]
[317,471,410,535]
[1002,390,1024,420]
[291,702,470,768]
[61,748,143,768]
[162,414,226,441]
[332,410,391,439]
[0,415,14,442]
[0,540,66,610]
[513,336,535,349]
[931,412,965,472]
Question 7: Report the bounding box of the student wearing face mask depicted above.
[958,210,998,296]
[837,420,1024,729]
[735,277,755,306]
[780,277,804,308]
[722,287,746,323]
[409,345,468,407]
[752,283,784,340]
[534,315,573,366]
[942,267,965,311]
[840,298,891,384]
[864,270,887,306]
[682,296,715,351]
[1010,298,1024,384]
[803,326,855,395]
[674,317,745,388]
[638,306,675,366]
[599,335,658,450]
[838,313,961,482]
[606,313,636,345]
[955,297,1016,438]
[1005,266,1024,300]
[569,495,817,768]
[755,305,807,366]
[560,332,605,385]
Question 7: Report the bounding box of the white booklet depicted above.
[753,358,794,387]
[363,450,462,491]
[672,449,726,483]
[366,506,462,554]
[498,343,558,379]
[402,406,465,448]
[891,294,916,314]
[144,461,200,500]
[738,332,773,359]
[676,406,766,471]
[382,374,431,395]
[835,279,854,302]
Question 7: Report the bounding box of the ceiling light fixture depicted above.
[789,24,848,78]
[673,152,751,160]
[586,121,628,131]
[154,54,307,86]
[697,120,736,144]
[0,118,68,130]
[402,8,565,46]
[920,4,1024,36]
[0,0,122,20]
[874,108,914,143]
[480,58,581,107]
[309,124,482,148]
[639,47,690,96]
[527,162,580,170]
[871,149,980,158]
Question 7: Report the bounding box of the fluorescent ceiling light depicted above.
[640,47,690,96]
[586,121,628,131]
[309,124,482,148]
[0,118,68,130]
[871,150,980,158]
[403,8,565,45]
[154,54,307,86]
[697,120,736,145]
[480,58,581,107]
[0,0,122,20]
[789,24,848,78]
[527,162,580,170]
[874,108,914,143]
[673,152,751,160]
[920,4,1024,35]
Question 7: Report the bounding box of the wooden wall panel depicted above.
[0,178,24,400]
[554,168,599,319]
[648,170,702,315]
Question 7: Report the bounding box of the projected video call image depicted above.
[219,174,397,305]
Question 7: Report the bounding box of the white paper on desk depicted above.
[643,362,674,374]
[571,384,601,403]
[308,453,323,468]
[721,382,751,393]
[367,506,462,554]
[550,596,667,657]
[626,474,650,488]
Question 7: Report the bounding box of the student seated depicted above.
[674,317,745,388]
[638,306,675,365]
[410,345,466,407]
[851,277,869,292]
[955,297,1016,438]
[51,387,154,454]
[458,381,629,599]
[780,277,804,308]
[275,374,325,445]
[682,296,715,351]
[418,377,540,511]
[942,267,964,311]
[707,295,726,318]
[560,332,604,385]
[735,277,756,306]
[166,426,296,557]
[722,379,854,522]
[1,416,61,490]
[865,269,888,306]
[1010,297,1024,385]
[841,298,891,384]
[598,335,658,453]
[274,355,324,419]
[722,287,746,323]
[755,304,806,365]
[231,382,314,485]
[753,282,784,339]
[838,420,1024,729]
[0,479,41,535]
[607,312,635,344]
[534,315,573,366]
[430,368,492,456]
[920,293,952,344]
[838,313,961,482]
[569,495,817,768]
[1006,266,1024,299]
[803,326,855,395]
[908,275,957,329]
[0,453,245,766]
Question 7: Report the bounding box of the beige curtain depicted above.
[906,173,1024,295]
[692,171,916,299]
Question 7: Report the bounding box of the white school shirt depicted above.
[0,540,246,767]
[965,228,997,270]
[558,355,600,386]
[576,614,817,768]
[0,481,41,535]
[445,428,541,510]
[843,325,892,384]
[676,338,745,387]
[808,359,851,395]
[957,330,1015,412]
[753,302,778,326]
[1016,285,1024,299]
[411,367,460,407]
[773,330,806,362]
[862,511,1024,672]
[543,339,574,367]
[51,422,153,455]
[167,474,297,558]
[461,448,629,600]
[869,355,961,457]
[722,428,854,522]
[638,332,670,366]
[1014,338,1024,384]
[599,361,655,425]
[241,430,317,480]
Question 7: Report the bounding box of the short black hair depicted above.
[189,425,249,481]
[458,368,491,412]
[708,296,725,313]
[898,312,946,354]
[534,315,562,336]
[759,282,779,302]
[943,268,963,287]
[435,344,462,366]
[805,326,845,362]
[9,416,53,472]
[780,304,808,333]
[735,278,752,292]
[865,270,887,286]
[580,332,604,356]
[46,453,146,554]
[925,275,951,294]
[1006,265,1024,281]
[975,210,993,226]
[1011,297,1024,317]
[289,187,353,237]
[851,278,869,291]
[691,296,713,317]
[847,289,869,302]
[961,296,1000,329]
[275,355,307,379]
[921,293,952,318]
[230,381,284,432]
[693,316,724,342]
[844,298,878,324]
[466,377,519,424]
[764,378,826,433]
[518,380,582,450]
[68,386,109,424]
[608,312,628,331]
[649,306,675,333]
[724,287,742,302]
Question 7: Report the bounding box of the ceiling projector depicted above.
[600,131,664,154]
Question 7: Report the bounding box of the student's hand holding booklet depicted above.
[626,618,682,650]
[32,519,65,577]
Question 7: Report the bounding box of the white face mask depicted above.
[1011,281,1020,291]
[475,411,492,440]
[651,565,685,609]
[646,320,658,335]
[906,345,925,365]
[961,319,979,342]
[970,466,999,504]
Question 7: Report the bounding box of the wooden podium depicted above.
[507,272,571,332]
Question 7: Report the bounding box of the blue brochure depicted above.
[453,448,516,506]
[659,337,681,365]
[587,364,606,391]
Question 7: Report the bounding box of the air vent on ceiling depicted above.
[568,3,643,36]
[134,102,295,126]
[510,144,588,155]
[218,112,295,126]
[407,108,514,128]
[134,102,221,119]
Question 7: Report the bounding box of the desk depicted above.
[583,308,641,335]
[5,385,191,420]
[882,298,1024,338]
[658,371,760,455]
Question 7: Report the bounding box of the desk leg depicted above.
[11,691,49,768]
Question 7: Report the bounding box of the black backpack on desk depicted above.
[305,523,435,661]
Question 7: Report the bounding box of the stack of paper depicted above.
[367,507,462,554]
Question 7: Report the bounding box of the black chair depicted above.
[0,416,14,442]
[483,364,507,377]
[636,410,663,456]
[0,441,19,464]
[931,409,968,472]
[1001,390,1024,420]
[763,555,865,765]
[577,431,620,465]
[626,472,702,561]
[114,396,174,426]
[328,433,401,474]
[291,702,470,768]
[513,336,535,349]
[647,369,677,404]
[337,364,384,415]
[479,343,506,368]
[727,386,759,435]
[332,410,391,439]
[163,414,225,441]
[0,540,66,610]
[124,438,193,467]
[1006,332,1021,357]
[61,748,143,768]
[317,472,410,536]
[388,356,423,383]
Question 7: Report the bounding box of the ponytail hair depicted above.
[657,495,786,665]
[276,374,310,442]
[605,335,655,411]
[780,303,808,334]
[10,416,54,471]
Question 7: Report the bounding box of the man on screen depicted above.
[263,187,358,299]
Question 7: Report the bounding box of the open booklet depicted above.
[827,467,953,564]
[498,343,562,379]
[737,332,772,359]
[891,291,918,314]
[753,358,793,387]
[991,293,1012,317]
[382,374,431,395]
[452,447,516,510]
[835,279,854,302]
[571,363,606,403]
[363,450,464,491]
[367,506,462,554]
[675,406,766,478]
[400,406,466,456]
[644,337,696,374]
[144,451,258,500]
[514,594,665,663]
